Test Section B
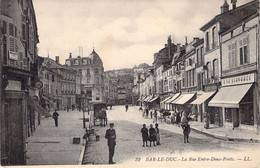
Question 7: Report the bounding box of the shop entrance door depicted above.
[232,109,239,127]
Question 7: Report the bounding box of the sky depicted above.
[33,0,251,71]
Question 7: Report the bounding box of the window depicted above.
[52,75,55,82]
[2,21,7,34]
[228,42,237,68]
[225,108,233,122]
[239,37,249,65]
[86,69,90,76]
[212,59,218,78]
[95,77,99,84]
[205,32,209,52]
[9,23,14,36]
[87,78,90,83]
[22,24,26,40]
[95,69,99,75]
[212,27,217,48]
[240,89,254,125]
[206,62,211,82]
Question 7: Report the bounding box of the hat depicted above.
[110,123,114,126]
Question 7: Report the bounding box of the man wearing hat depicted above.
[105,123,116,164]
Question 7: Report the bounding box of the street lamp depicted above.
[81,92,86,128]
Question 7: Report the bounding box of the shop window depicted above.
[225,108,232,122]
[240,103,254,125]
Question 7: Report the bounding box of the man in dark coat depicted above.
[53,110,59,127]
[105,123,116,164]
[140,124,148,147]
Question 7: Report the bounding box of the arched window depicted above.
[213,59,219,78]
[212,27,217,48]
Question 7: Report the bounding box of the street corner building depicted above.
[65,50,105,104]
[136,0,260,134]
[0,0,51,165]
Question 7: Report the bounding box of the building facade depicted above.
[0,0,50,165]
[65,50,104,103]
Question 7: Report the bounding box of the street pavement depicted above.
[26,109,86,165]
[82,105,260,167]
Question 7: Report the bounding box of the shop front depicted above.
[171,93,196,115]
[208,73,257,132]
[190,91,216,123]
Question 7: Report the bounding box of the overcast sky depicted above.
[33,0,251,70]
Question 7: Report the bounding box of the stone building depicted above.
[65,49,104,103]
[0,0,50,165]
[38,56,63,111]
[209,5,259,132]
[199,0,258,128]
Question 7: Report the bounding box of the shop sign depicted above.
[9,51,18,61]
[5,80,21,91]
[222,73,255,86]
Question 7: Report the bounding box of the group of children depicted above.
[140,112,192,145]
[141,123,160,147]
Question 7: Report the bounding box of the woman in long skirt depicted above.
[149,124,157,147]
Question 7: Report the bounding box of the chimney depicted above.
[177,43,181,52]
[231,0,237,9]
[55,56,59,64]
[69,53,72,58]
[185,36,188,45]
[221,0,229,13]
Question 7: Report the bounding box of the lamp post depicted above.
[81,93,86,128]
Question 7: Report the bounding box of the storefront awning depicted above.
[149,96,159,103]
[208,84,252,108]
[190,91,215,104]
[171,93,196,105]
[161,96,172,103]
[143,95,151,102]
[25,94,52,117]
[144,95,154,102]
[166,93,180,104]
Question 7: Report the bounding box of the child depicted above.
[140,124,148,147]
[182,123,191,143]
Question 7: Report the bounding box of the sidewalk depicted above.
[189,121,260,143]
[134,106,260,143]
[26,110,86,165]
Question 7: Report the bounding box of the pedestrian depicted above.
[203,112,210,129]
[52,110,59,127]
[148,124,157,147]
[153,110,158,123]
[181,111,189,126]
[125,104,128,112]
[66,106,69,112]
[139,106,143,111]
[176,112,181,124]
[155,123,160,145]
[171,112,176,124]
[140,124,148,147]
[182,123,191,143]
[72,104,75,111]
[150,109,153,119]
[105,123,116,164]
[145,108,149,118]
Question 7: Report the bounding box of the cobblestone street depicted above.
[82,105,260,167]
